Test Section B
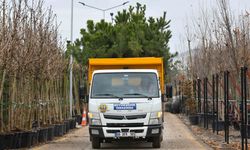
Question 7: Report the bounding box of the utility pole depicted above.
[69,0,74,118]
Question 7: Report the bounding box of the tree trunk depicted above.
[0,69,6,133]
[74,76,80,115]
[8,73,17,131]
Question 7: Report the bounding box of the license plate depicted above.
[114,103,136,110]
[115,132,135,137]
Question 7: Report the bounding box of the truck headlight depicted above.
[90,119,102,125]
[150,112,162,118]
[149,112,162,125]
[149,118,160,124]
[88,112,101,125]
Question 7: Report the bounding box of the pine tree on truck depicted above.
[85,57,172,149]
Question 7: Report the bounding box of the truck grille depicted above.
[104,115,124,120]
[126,114,147,119]
[106,129,143,133]
[106,123,144,127]
[104,114,146,120]
[130,129,144,133]
[106,130,120,133]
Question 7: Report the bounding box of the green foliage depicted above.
[68,3,175,80]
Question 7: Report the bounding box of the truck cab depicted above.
[87,58,165,149]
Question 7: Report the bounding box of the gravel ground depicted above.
[32,112,212,150]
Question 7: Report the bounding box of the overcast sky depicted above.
[44,0,250,53]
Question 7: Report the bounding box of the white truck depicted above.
[86,57,171,149]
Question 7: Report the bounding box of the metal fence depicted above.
[191,67,249,150]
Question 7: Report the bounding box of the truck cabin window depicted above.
[91,73,159,98]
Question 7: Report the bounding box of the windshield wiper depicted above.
[124,93,152,100]
[94,93,122,99]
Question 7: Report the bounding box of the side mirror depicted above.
[166,85,173,98]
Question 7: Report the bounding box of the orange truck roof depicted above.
[88,57,165,94]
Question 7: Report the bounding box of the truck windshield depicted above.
[91,72,159,98]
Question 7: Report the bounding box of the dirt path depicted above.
[33,112,212,150]
[163,113,211,150]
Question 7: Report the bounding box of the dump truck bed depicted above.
[88,57,164,94]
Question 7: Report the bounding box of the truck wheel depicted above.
[92,137,101,149]
[152,136,161,148]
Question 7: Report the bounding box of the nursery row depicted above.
[0,0,82,134]
[0,116,82,150]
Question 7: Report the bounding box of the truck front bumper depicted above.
[89,125,162,139]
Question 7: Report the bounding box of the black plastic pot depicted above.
[75,115,82,125]
[71,118,76,129]
[207,113,216,125]
[11,132,22,149]
[212,121,224,131]
[62,123,66,134]
[206,113,213,120]
[38,128,48,143]
[69,119,74,129]
[0,133,12,150]
[164,102,172,112]
[65,120,70,133]
[21,131,34,148]
[59,124,64,136]
[8,133,15,149]
[55,124,63,136]
[189,114,199,125]
[68,120,72,129]
[0,134,4,150]
[32,130,39,145]
[197,113,204,126]
[29,131,36,147]
[241,125,250,138]
[73,118,76,128]
[53,125,58,137]
[0,133,14,149]
[47,126,55,141]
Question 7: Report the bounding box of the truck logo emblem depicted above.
[99,104,108,113]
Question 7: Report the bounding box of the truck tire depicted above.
[152,136,161,148]
[92,137,100,149]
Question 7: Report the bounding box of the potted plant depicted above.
[182,80,199,125]
[187,98,199,125]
